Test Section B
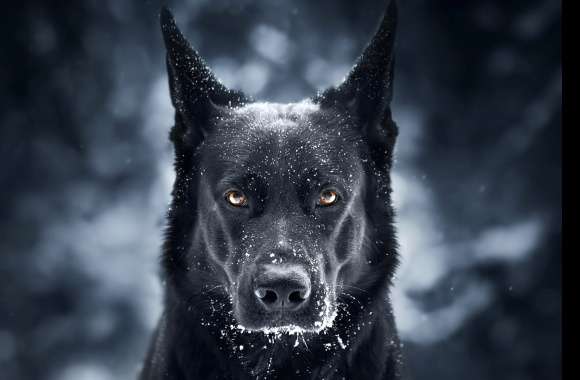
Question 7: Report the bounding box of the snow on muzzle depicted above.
[233,249,337,334]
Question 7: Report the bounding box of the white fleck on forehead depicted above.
[233,100,320,131]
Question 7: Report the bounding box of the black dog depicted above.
[141,1,402,379]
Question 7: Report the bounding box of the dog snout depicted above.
[253,264,311,311]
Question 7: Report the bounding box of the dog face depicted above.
[196,102,368,331]
[160,2,398,335]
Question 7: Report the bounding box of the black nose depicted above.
[254,264,311,311]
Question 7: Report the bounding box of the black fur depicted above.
[141,1,403,379]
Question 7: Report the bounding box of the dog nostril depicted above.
[288,290,306,304]
[255,288,278,304]
[262,290,278,304]
[254,288,267,299]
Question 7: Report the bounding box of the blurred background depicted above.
[0,0,561,379]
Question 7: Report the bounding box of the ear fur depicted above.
[314,0,398,161]
[160,7,250,146]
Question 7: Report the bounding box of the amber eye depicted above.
[318,189,339,207]
[225,190,248,207]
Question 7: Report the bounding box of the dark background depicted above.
[0,0,561,379]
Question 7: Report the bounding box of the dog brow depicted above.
[218,170,266,189]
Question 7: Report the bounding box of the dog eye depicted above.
[318,190,339,207]
[225,190,248,207]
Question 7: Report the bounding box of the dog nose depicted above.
[254,264,311,311]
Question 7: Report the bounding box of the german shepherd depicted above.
[141,1,402,378]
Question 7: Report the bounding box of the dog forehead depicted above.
[202,101,361,181]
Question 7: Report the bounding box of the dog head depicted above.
[160,1,398,334]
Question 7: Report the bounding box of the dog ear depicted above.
[160,7,249,146]
[314,0,398,159]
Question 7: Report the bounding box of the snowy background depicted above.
[0,0,560,379]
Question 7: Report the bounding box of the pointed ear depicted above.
[314,0,398,158]
[160,7,249,146]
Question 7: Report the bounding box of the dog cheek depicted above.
[332,215,365,264]
[201,217,234,265]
